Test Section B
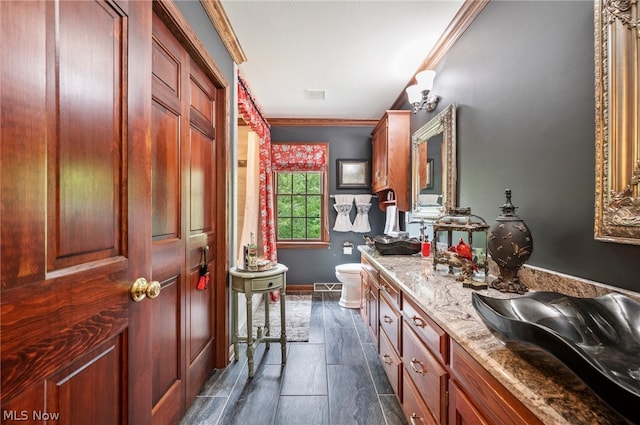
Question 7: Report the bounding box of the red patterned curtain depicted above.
[271,143,328,171]
[237,74,277,262]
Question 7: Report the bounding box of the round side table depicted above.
[229,263,288,378]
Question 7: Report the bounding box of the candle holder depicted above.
[432,207,489,290]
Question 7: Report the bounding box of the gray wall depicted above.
[408,0,638,292]
[270,126,385,285]
[180,0,639,292]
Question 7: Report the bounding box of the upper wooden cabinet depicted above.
[371,110,411,211]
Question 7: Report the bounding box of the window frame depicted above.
[274,168,330,250]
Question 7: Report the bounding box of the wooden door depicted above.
[1,1,153,424]
[150,13,219,423]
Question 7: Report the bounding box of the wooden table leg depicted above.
[246,291,254,378]
[280,286,286,364]
[264,292,270,349]
[232,290,239,362]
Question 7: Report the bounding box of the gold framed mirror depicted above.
[410,103,457,221]
[594,0,640,245]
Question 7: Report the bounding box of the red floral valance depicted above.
[271,143,328,172]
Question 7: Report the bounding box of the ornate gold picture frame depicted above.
[594,0,640,245]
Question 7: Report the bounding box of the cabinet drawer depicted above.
[379,292,401,353]
[249,274,284,292]
[379,329,402,399]
[403,296,448,364]
[403,321,448,425]
[379,273,400,309]
[361,257,378,282]
[449,341,543,425]
[402,368,438,425]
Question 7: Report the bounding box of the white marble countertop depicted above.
[359,246,629,425]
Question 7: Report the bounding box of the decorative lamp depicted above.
[432,207,489,290]
[406,70,439,113]
[487,189,533,294]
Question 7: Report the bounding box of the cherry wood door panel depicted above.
[150,14,187,425]
[185,58,217,403]
[151,102,181,241]
[48,0,125,271]
[1,1,152,424]
[46,337,125,425]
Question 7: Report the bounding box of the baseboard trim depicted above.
[286,284,314,293]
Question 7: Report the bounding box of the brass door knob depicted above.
[130,277,161,302]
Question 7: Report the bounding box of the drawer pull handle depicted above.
[382,354,393,365]
[410,413,422,425]
[410,358,427,375]
[411,315,426,328]
[383,315,393,324]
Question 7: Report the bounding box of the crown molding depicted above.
[390,0,489,110]
[200,0,247,64]
[266,118,378,127]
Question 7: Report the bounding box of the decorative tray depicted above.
[472,291,640,423]
[236,261,276,273]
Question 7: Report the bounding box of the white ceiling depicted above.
[221,0,465,121]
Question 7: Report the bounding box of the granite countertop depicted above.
[358,246,629,425]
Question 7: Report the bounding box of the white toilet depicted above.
[335,263,362,308]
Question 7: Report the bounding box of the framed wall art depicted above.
[336,159,369,189]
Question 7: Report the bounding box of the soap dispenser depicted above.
[419,221,431,257]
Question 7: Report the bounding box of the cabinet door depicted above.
[372,121,388,191]
[367,281,379,345]
[448,381,490,425]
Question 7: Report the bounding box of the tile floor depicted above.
[180,292,407,425]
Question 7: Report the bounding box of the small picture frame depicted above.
[336,159,369,189]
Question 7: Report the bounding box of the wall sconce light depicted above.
[406,70,439,113]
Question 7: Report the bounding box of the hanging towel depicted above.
[333,195,354,232]
[384,205,399,235]
[352,194,373,233]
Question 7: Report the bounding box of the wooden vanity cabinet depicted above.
[449,341,543,425]
[378,274,402,398]
[360,257,379,345]
[361,256,545,425]
[371,110,411,211]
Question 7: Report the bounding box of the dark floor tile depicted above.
[362,342,394,395]
[325,326,366,365]
[182,293,408,425]
[274,396,329,425]
[179,396,226,425]
[199,358,245,397]
[280,343,327,396]
[379,394,407,425]
[322,296,355,328]
[327,364,384,425]
[216,364,283,425]
[308,292,326,343]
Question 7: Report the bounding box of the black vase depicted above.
[487,189,533,294]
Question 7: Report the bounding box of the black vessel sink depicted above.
[365,235,421,255]
[472,291,640,423]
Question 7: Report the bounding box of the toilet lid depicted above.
[336,263,361,274]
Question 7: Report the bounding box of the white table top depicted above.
[229,263,288,279]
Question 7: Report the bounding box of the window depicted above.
[271,143,329,248]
